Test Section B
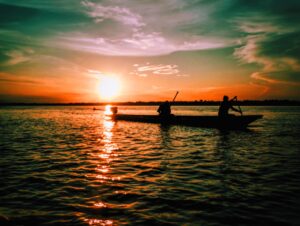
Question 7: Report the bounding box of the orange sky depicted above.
[0,1,299,102]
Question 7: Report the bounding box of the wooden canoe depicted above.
[112,114,263,129]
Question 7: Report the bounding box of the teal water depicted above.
[0,106,300,225]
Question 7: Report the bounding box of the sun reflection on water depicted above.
[93,201,107,208]
[86,219,114,226]
[84,105,120,225]
[104,105,113,116]
[93,114,118,183]
[99,118,119,163]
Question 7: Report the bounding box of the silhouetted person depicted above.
[218,95,242,117]
[111,106,118,114]
[157,101,171,117]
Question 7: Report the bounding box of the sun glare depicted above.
[98,76,121,100]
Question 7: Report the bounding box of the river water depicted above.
[0,106,299,225]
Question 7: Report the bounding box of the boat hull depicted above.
[113,114,263,129]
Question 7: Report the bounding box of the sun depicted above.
[98,76,121,100]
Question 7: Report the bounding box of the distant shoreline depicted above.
[1,100,300,106]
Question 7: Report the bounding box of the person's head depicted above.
[223,95,229,101]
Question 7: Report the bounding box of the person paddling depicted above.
[157,101,171,117]
[218,95,242,118]
[157,91,179,119]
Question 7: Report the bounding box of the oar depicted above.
[233,96,243,116]
[172,91,179,102]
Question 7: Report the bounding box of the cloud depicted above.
[1,0,300,100]
[234,12,300,92]
[152,85,162,90]
[3,48,34,66]
[82,1,145,28]
[47,0,235,56]
[130,63,187,77]
[0,0,237,57]
[54,32,231,56]
[85,69,111,79]
[251,71,300,86]
[0,72,42,85]
[2,0,299,58]
[55,30,174,56]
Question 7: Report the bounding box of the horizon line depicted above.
[1,99,300,106]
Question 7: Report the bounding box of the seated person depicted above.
[157,101,171,117]
[218,95,242,117]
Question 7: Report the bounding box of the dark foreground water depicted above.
[0,106,300,226]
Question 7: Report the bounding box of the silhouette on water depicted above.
[113,94,262,129]
[218,95,242,118]
[156,95,243,119]
[157,101,171,117]
[156,91,178,121]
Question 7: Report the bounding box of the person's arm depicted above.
[230,96,237,101]
[229,97,242,113]
[157,105,162,113]
[230,105,241,113]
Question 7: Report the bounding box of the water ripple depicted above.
[0,106,300,225]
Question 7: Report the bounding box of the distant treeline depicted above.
[1,100,300,106]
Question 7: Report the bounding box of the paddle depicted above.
[172,91,179,102]
[232,96,243,116]
[165,91,179,116]
[158,91,178,116]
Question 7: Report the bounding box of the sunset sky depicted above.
[0,0,299,102]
